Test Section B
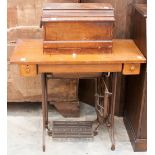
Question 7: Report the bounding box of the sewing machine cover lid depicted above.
[41,3,115,23]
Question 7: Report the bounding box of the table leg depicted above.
[110,72,118,151]
[93,78,100,135]
[41,73,46,152]
[94,78,98,117]
[44,74,48,127]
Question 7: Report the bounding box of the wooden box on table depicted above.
[40,3,115,54]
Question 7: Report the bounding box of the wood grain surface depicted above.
[10,39,146,65]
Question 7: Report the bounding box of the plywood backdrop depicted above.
[7,0,146,110]
[7,0,80,102]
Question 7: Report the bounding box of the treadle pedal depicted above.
[52,121,93,138]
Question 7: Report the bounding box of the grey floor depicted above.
[7,102,146,155]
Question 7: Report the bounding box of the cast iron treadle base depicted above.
[52,121,93,138]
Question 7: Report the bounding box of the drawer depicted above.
[38,64,122,73]
[19,64,37,77]
[123,63,140,75]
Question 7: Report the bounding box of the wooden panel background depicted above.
[82,0,147,38]
[7,0,146,115]
[7,0,80,103]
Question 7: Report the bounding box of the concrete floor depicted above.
[7,102,146,155]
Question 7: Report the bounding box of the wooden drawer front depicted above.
[123,63,140,75]
[19,65,37,77]
[44,22,113,41]
[51,73,102,78]
[38,64,122,73]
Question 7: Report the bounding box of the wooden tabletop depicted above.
[10,39,146,65]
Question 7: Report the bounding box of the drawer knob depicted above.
[130,65,135,71]
[26,66,30,73]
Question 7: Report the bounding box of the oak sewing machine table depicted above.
[10,39,146,152]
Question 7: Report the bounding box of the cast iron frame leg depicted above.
[93,78,100,136]
[94,78,98,114]
[94,78,100,122]
[44,74,48,127]
[110,72,118,151]
[41,73,46,152]
[46,74,52,136]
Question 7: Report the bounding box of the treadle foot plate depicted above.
[52,121,93,138]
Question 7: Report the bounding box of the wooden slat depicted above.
[43,40,112,48]
[42,16,115,22]
[42,10,114,17]
[43,3,114,10]
[44,48,112,54]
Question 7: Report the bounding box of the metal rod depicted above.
[103,90,109,118]
[110,72,118,151]
[76,78,80,103]
[94,78,98,118]
[44,74,48,127]
[41,73,46,152]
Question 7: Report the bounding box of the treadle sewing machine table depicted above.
[10,39,146,152]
